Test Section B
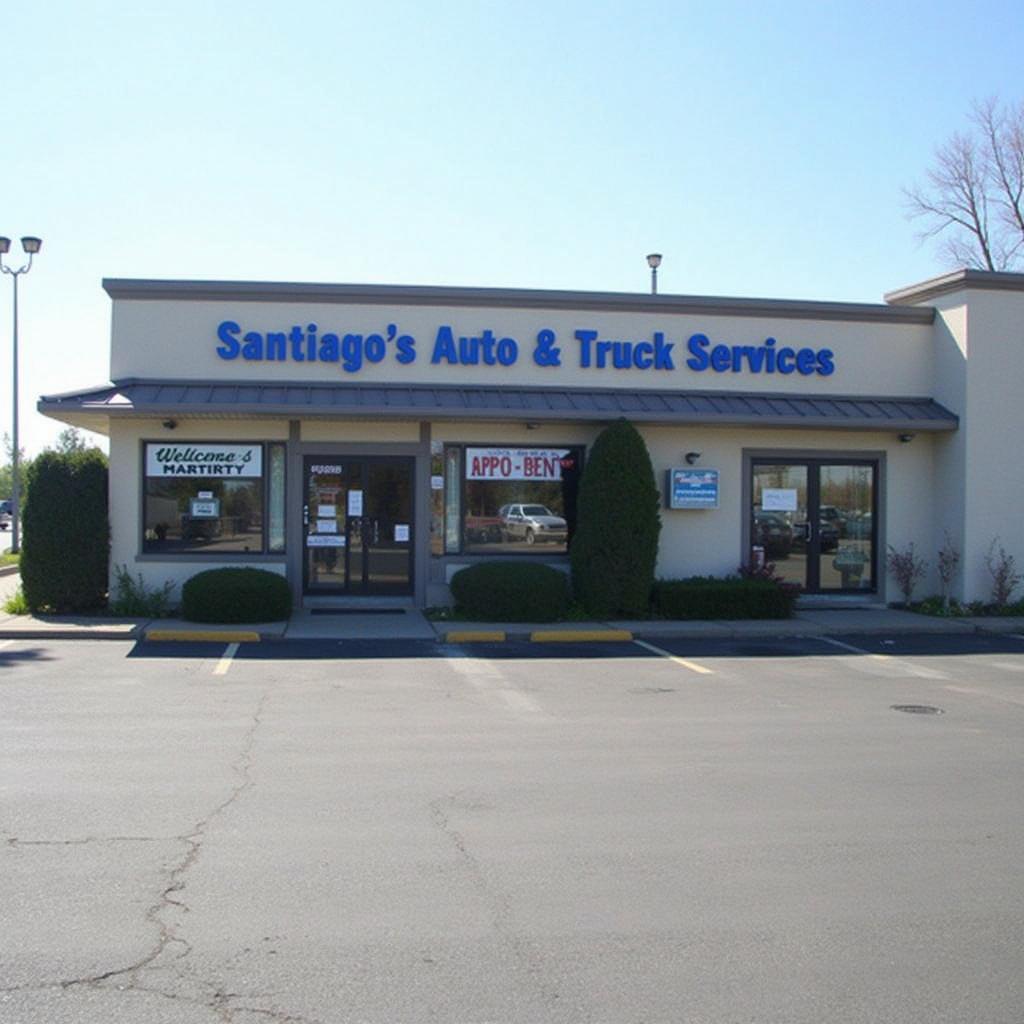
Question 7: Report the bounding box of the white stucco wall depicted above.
[928,289,1024,602]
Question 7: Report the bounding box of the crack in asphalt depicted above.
[428,793,563,1010]
[7,834,176,848]
[0,691,326,1023]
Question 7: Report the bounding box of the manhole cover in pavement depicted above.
[891,704,944,715]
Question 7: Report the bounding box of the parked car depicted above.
[752,510,794,557]
[500,504,568,545]
[464,514,504,543]
[0,499,11,531]
[793,517,840,552]
[819,504,847,538]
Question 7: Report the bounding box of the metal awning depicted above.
[38,379,960,433]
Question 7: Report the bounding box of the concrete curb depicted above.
[0,627,145,641]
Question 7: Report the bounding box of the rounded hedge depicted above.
[449,561,570,622]
[181,568,292,623]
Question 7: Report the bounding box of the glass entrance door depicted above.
[304,457,414,595]
[751,460,877,593]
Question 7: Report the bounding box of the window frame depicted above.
[443,441,585,557]
[140,439,286,557]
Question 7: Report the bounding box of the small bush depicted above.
[985,538,1022,607]
[109,565,176,618]
[3,587,29,615]
[886,542,928,605]
[652,576,798,620]
[450,561,570,622]
[181,568,291,623]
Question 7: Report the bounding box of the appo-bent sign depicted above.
[466,448,569,481]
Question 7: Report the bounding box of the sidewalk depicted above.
[2,568,1023,643]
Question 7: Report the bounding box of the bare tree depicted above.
[905,98,1024,271]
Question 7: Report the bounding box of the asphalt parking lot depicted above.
[2,633,1024,1023]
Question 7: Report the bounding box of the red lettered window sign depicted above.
[465,448,569,481]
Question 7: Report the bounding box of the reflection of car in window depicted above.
[752,510,793,557]
[819,505,847,538]
[500,503,568,545]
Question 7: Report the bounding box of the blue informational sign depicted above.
[667,468,720,509]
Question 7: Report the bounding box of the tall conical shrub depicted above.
[570,418,661,616]
[21,449,109,612]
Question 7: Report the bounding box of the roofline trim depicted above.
[885,268,1024,305]
[101,278,936,325]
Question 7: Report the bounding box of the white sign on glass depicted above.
[306,535,345,547]
[145,443,262,478]
[761,488,799,512]
[317,505,337,518]
[430,475,444,490]
[465,448,569,481]
[394,524,410,542]
[316,519,338,534]
[347,490,364,516]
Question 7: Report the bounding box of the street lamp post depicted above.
[0,236,42,554]
[646,253,662,295]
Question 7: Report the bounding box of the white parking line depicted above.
[817,636,949,679]
[0,640,15,651]
[446,652,547,717]
[213,642,240,676]
[633,640,713,674]
[944,684,1024,707]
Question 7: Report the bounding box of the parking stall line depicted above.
[633,639,714,675]
[213,642,240,676]
[816,636,949,679]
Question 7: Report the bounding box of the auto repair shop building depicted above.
[37,270,1024,609]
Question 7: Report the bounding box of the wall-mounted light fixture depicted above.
[898,433,915,444]
[162,419,178,430]
[685,451,702,465]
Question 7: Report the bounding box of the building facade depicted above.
[38,270,1024,609]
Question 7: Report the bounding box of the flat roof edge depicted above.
[885,268,1024,305]
[101,278,935,325]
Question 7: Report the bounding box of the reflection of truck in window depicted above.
[500,504,568,545]
[464,514,504,543]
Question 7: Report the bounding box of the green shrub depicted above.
[20,450,109,612]
[3,587,29,615]
[570,419,661,617]
[449,561,570,622]
[181,568,291,623]
[109,565,176,618]
[652,576,797,620]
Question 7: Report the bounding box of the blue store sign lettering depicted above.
[215,320,835,378]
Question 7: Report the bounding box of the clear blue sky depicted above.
[4,0,1022,454]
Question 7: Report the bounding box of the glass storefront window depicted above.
[143,442,268,555]
[430,443,444,556]
[444,447,461,554]
[446,445,583,555]
[267,442,286,553]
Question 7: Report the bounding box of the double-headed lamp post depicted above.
[0,235,43,554]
